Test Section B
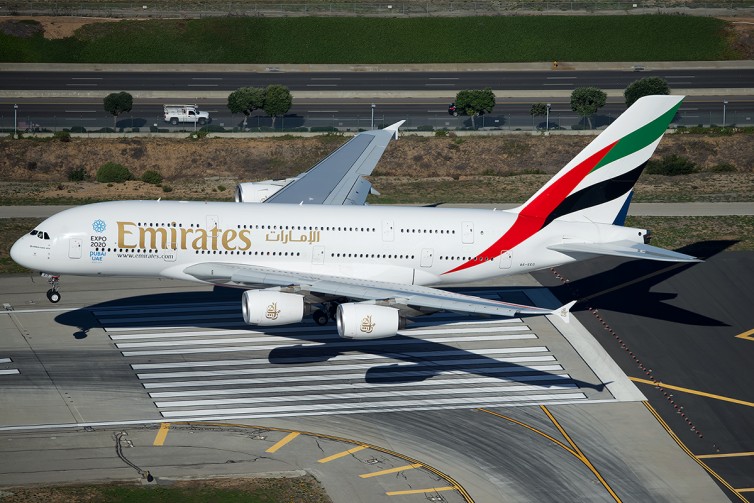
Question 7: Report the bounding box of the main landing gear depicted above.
[312,302,339,326]
[45,275,61,303]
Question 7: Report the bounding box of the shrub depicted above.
[435,130,449,137]
[708,163,736,173]
[141,170,163,185]
[69,126,87,133]
[645,154,696,176]
[199,124,226,133]
[217,185,227,192]
[68,167,87,181]
[96,162,133,183]
[54,130,71,142]
[162,184,173,193]
[416,125,434,131]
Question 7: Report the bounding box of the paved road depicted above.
[3,95,752,132]
[2,69,753,92]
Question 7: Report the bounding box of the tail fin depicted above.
[514,95,683,225]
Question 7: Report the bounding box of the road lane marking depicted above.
[630,377,754,408]
[386,486,456,496]
[318,445,367,463]
[265,431,300,453]
[360,463,422,478]
[642,402,747,502]
[735,328,754,341]
[0,369,20,375]
[697,452,754,459]
[152,422,170,446]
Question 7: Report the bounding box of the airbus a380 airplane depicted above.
[11,95,698,340]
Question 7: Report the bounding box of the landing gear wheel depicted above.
[45,275,61,303]
[47,289,61,303]
[312,309,329,326]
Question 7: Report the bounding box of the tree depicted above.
[263,84,293,129]
[227,87,265,129]
[103,92,133,129]
[570,87,607,129]
[530,103,547,117]
[624,77,671,107]
[455,88,496,129]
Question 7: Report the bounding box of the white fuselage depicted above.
[11,200,644,287]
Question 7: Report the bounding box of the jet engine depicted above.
[242,290,304,326]
[336,303,404,340]
[235,178,297,203]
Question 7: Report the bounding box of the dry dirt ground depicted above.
[0,16,120,39]
[0,132,752,205]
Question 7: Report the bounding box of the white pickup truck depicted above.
[163,104,211,126]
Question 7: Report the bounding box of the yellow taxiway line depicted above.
[318,445,368,463]
[152,422,170,446]
[265,431,300,453]
[697,451,754,459]
[630,377,754,408]
[386,486,457,496]
[360,463,423,478]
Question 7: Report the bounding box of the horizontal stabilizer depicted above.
[548,241,701,263]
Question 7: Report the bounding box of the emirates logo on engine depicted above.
[266,302,281,321]
[360,315,375,334]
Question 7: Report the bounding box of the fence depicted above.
[2,1,753,18]
[1,109,751,135]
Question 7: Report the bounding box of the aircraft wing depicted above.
[263,121,405,206]
[183,262,574,321]
[548,241,701,262]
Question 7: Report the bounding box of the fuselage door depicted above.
[462,221,474,244]
[420,248,434,268]
[382,220,394,242]
[499,251,512,269]
[69,238,82,259]
[312,245,325,265]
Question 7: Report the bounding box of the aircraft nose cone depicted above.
[10,238,30,269]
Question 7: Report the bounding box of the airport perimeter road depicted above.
[2,68,753,93]
[536,250,754,502]
[0,274,727,502]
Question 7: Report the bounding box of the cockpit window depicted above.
[30,229,50,240]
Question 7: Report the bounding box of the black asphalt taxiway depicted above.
[535,246,754,501]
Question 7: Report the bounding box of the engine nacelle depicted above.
[235,178,298,203]
[242,290,304,326]
[336,303,403,340]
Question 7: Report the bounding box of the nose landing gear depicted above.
[45,275,61,303]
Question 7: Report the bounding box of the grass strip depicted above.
[0,476,332,502]
[0,15,738,63]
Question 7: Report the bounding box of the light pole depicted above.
[723,99,728,127]
[371,103,375,129]
[13,104,18,138]
[546,103,551,132]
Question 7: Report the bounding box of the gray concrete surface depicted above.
[0,273,729,502]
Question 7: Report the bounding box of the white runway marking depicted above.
[90,300,602,419]
[0,369,20,375]
[141,364,566,389]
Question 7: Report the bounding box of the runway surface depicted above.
[0,273,729,501]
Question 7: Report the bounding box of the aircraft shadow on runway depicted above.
[54,285,605,393]
[542,240,736,327]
